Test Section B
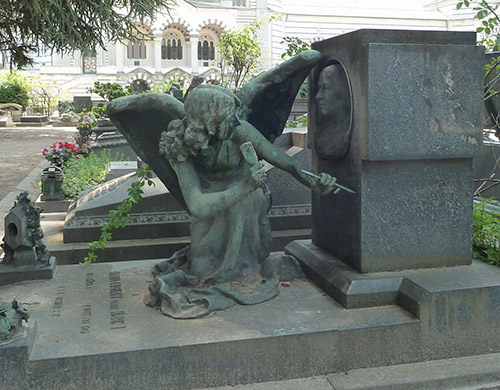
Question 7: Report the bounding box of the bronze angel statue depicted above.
[107,50,337,318]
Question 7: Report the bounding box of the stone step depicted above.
[49,229,312,265]
[62,205,312,243]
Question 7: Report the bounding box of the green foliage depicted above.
[58,100,74,114]
[281,36,310,60]
[29,79,59,116]
[84,164,155,264]
[473,197,500,266]
[90,81,133,102]
[61,151,116,199]
[152,78,186,94]
[457,1,500,102]
[280,37,310,98]
[457,0,500,50]
[285,114,308,128]
[0,0,175,68]
[91,106,107,119]
[218,18,270,89]
[0,70,30,107]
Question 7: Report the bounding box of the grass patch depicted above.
[61,151,119,198]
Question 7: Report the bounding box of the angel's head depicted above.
[184,85,241,141]
[160,85,242,162]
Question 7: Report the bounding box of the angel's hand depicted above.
[309,172,338,196]
[246,162,267,190]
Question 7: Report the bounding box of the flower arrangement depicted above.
[75,111,97,153]
[42,142,78,166]
[74,133,92,153]
[77,111,97,137]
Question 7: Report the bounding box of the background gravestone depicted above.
[307,29,483,273]
[73,95,92,113]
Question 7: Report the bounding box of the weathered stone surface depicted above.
[309,29,483,272]
[328,353,500,390]
[0,321,36,389]
[62,205,311,243]
[266,145,311,207]
[66,173,183,219]
[20,116,48,123]
[0,257,56,286]
[2,258,500,389]
[105,161,138,181]
[91,132,137,161]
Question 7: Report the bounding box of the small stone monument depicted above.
[0,192,56,285]
[40,166,64,201]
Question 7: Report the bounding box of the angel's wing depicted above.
[236,50,321,142]
[107,93,187,210]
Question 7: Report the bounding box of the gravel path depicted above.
[0,126,77,201]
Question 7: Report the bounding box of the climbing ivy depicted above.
[83,164,155,265]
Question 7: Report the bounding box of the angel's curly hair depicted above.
[159,85,241,162]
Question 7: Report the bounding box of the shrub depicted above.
[61,151,116,198]
[90,81,133,101]
[0,70,31,108]
[473,197,500,266]
[91,105,107,119]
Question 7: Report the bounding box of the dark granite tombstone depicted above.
[283,29,500,366]
[73,96,92,113]
[306,29,483,273]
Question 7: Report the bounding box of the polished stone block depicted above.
[309,29,483,272]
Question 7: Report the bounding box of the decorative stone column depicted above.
[154,36,163,74]
[190,36,199,74]
[115,41,124,73]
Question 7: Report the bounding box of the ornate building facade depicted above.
[22,0,481,95]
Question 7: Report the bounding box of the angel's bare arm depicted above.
[171,159,266,219]
[233,121,336,195]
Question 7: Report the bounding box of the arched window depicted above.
[126,24,151,60]
[198,33,217,61]
[127,40,147,59]
[162,30,184,60]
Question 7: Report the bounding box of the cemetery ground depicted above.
[0,126,77,238]
[1,128,500,389]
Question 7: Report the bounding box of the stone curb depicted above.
[194,352,500,390]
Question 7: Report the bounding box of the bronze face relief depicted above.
[314,62,353,160]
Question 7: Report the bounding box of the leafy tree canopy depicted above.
[0,0,175,68]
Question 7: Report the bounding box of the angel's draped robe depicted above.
[144,139,300,318]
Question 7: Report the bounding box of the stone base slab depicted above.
[0,257,57,286]
[35,197,71,213]
[285,240,403,309]
[1,257,500,389]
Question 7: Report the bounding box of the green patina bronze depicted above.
[108,51,339,318]
[0,299,29,341]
